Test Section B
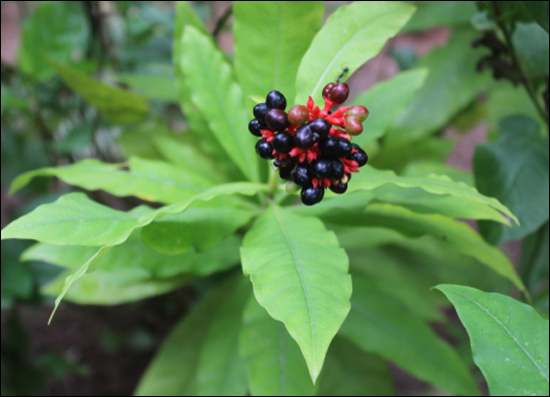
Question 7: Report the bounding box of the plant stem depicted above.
[494,6,549,127]
[267,168,280,200]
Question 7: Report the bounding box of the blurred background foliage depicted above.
[0,1,548,395]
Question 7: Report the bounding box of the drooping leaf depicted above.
[180,26,259,182]
[134,276,243,396]
[48,59,150,124]
[22,234,241,279]
[18,1,88,80]
[196,278,251,396]
[321,203,526,293]
[349,165,517,224]
[295,1,416,105]
[239,298,317,396]
[403,1,478,31]
[475,116,549,244]
[351,69,428,146]
[234,1,324,104]
[340,276,480,396]
[384,30,492,149]
[317,336,394,397]
[521,1,550,32]
[10,158,209,204]
[436,284,549,396]
[141,204,255,255]
[513,22,550,79]
[401,162,474,186]
[117,73,179,102]
[241,205,352,383]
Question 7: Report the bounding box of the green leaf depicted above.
[521,1,550,32]
[317,336,394,396]
[351,69,428,146]
[117,73,179,102]
[513,22,550,79]
[401,161,474,186]
[349,165,517,224]
[49,59,149,124]
[475,116,549,244]
[180,26,259,182]
[295,1,416,105]
[1,193,145,246]
[403,1,478,31]
[1,83,9,115]
[385,30,492,148]
[436,284,549,396]
[18,1,88,80]
[141,204,255,255]
[240,297,317,396]
[321,203,526,294]
[340,276,480,396]
[241,205,352,383]
[23,234,241,280]
[42,270,189,306]
[234,1,324,104]
[196,278,250,396]
[135,276,243,396]
[10,158,209,204]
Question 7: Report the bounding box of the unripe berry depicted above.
[255,139,275,159]
[266,109,289,131]
[329,83,349,104]
[248,119,263,136]
[308,118,331,139]
[345,116,363,136]
[286,181,300,193]
[322,83,336,99]
[301,186,324,206]
[253,103,269,124]
[266,90,287,110]
[288,105,309,125]
[272,131,295,153]
[346,105,369,122]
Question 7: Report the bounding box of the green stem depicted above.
[267,168,280,200]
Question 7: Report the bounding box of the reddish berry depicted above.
[322,83,336,99]
[347,105,369,122]
[288,105,309,125]
[345,116,363,136]
[329,83,349,104]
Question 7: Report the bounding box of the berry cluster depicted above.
[248,83,369,206]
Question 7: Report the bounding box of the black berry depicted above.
[348,148,368,167]
[309,118,331,139]
[335,137,353,157]
[272,131,295,153]
[253,103,270,124]
[279,163,294,180]
[266,90,287,110]
[255,139,274,159]
[266,109,289,131]
[311,156,332,179]
[248,119,263,136]
[292,163,312,187]
[328,158,345,180]
[329,182,348,194]
[294,125,317,149]
[301,186,325,206]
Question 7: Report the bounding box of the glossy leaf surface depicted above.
[437,285,549,396]
[241,205,351,383]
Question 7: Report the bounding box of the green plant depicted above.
[1,1,548,395]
